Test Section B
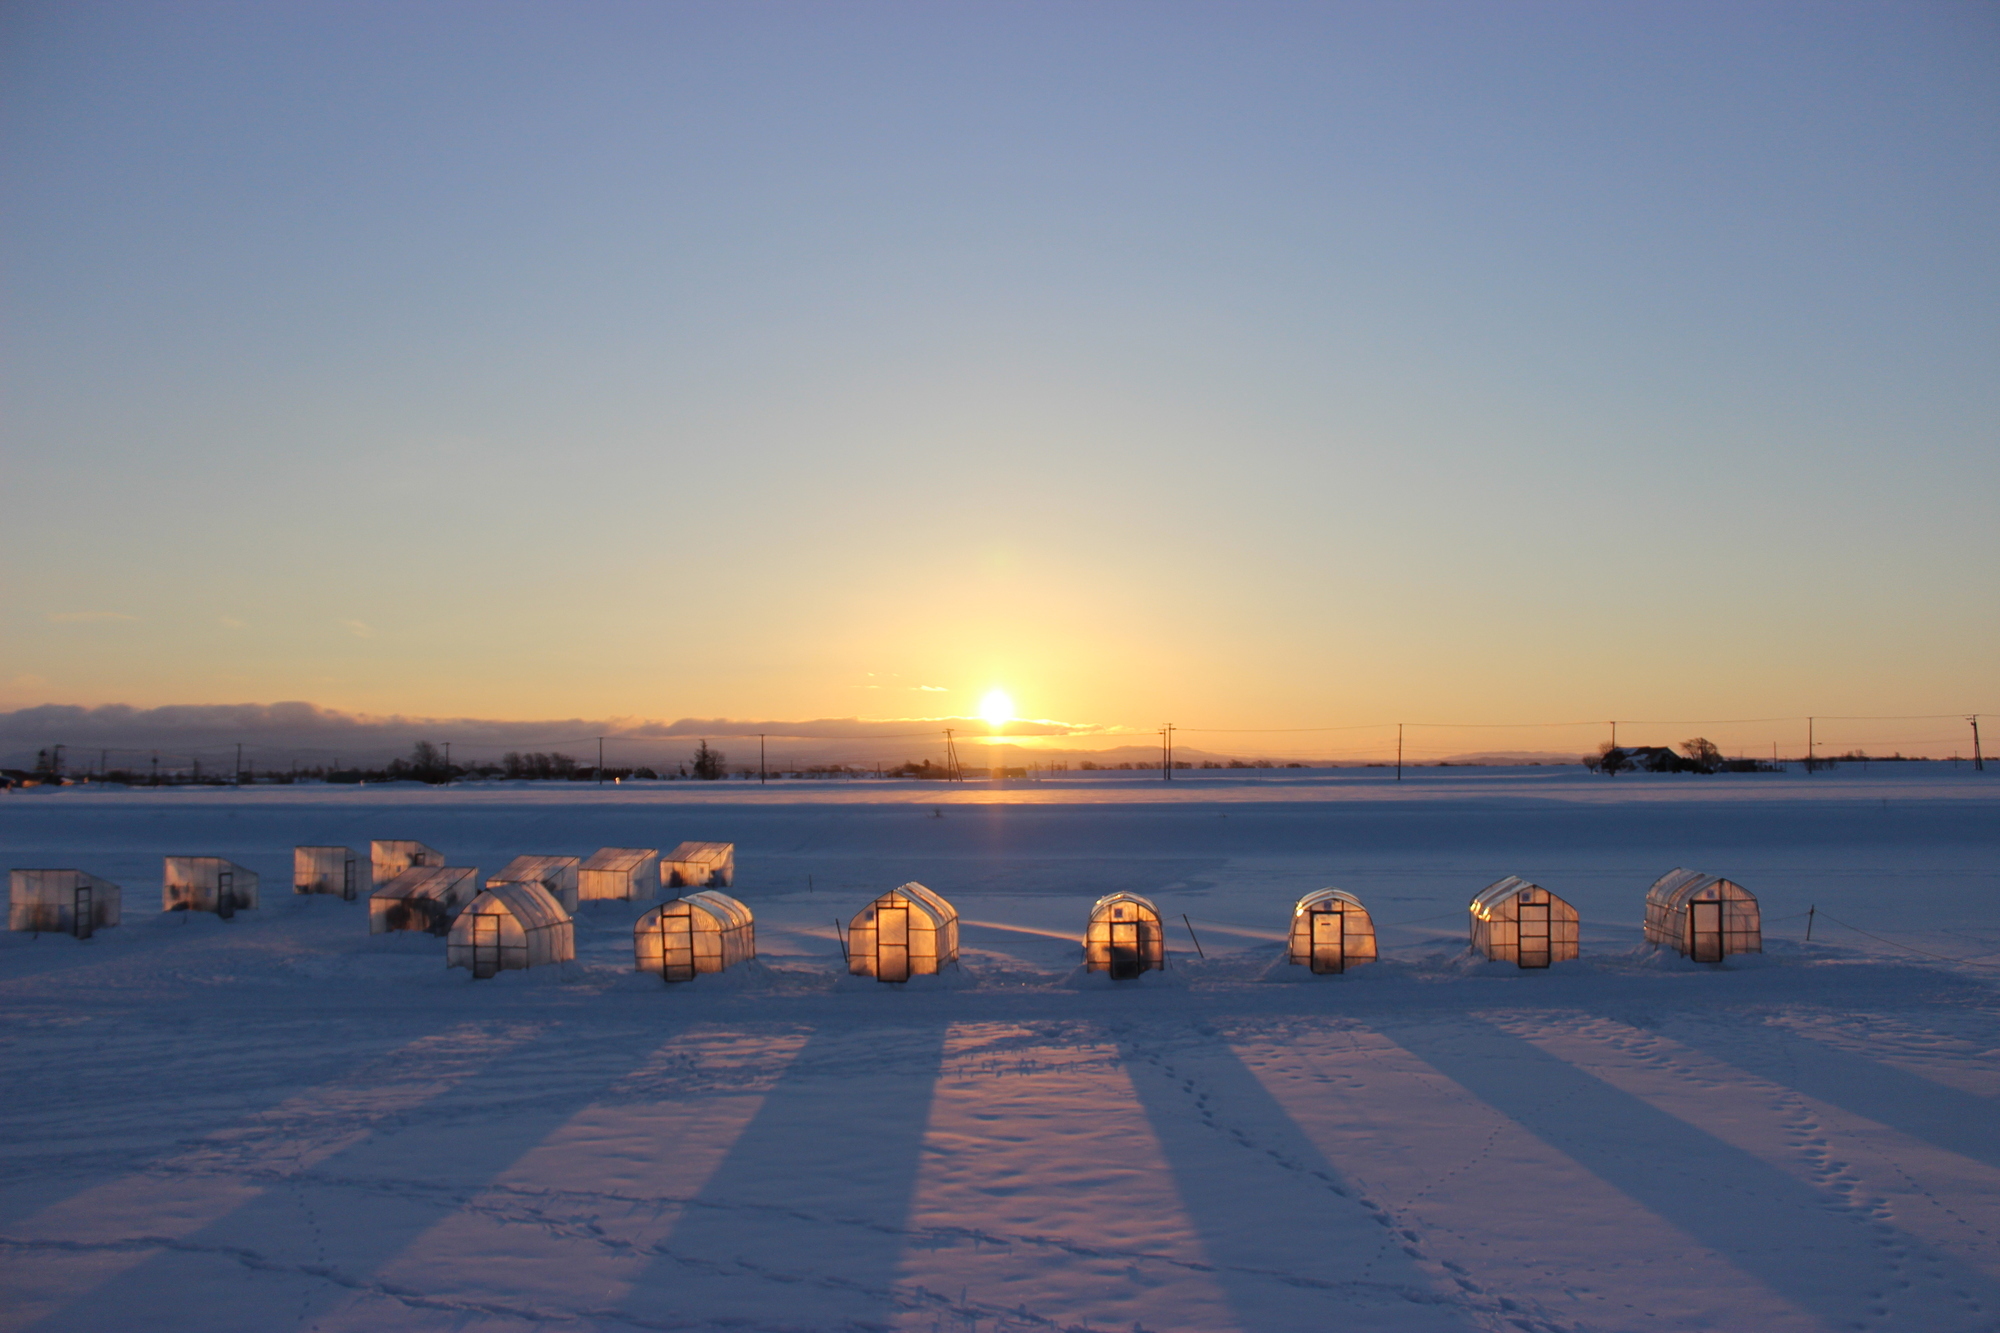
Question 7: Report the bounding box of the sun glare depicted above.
[978,689,1015,728]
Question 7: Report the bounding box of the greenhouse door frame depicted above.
[1309,906,1346,975]
[1516,900,1550,969]
[72,879,93,940]
[343,858,357,901]
[659,911,695,983]
[877,905,911,982]
[1688,900,1723,962]
[472,914,502,979]
[1107,918,1146,980]
[216,869,235,920]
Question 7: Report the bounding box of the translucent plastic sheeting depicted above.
[1287,889,1377,975]
[579,847,659,902]
[370,840,443,889]
[1645,869,1761,962]
[633,890,755,982]
[490,855,581,913]
[1469,876,1580,968]
[370,866,482,936]
[162,857,259,916]
[1084,892,1166,979]
[447,881,574,979]
[293,846,361,899]
[847,882,957,982]
[662,841,734,889]
[9,869,121,937]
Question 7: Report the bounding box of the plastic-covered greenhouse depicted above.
[1645,868,1761,961]
[294,846,361,899]
[663,841,734,889]
[1469,876,1579,968]
[1287,889,1377,974]
[634,890,755,982]
[1084,892,1166,979]
[370,866,481,935]
[490,855,580,912]
[371,840,444,889]
[448,881,574,979]
[163,857,259,917]
[846,882,957,981]
[10,870,121,938]
[579,847,659,902]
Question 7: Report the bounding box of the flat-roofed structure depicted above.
[371,840,444,889]
[1286,889,1377,974]
[634,890,755,982]
[163,857,259,917]
[1645,868,1761,962]
[1084,892,1167,979]
[846,882,957,982]
[489,855,580,913]
[448,881,574,979]
[370,866,481,935]
[294,846,362,899]
[1469,876,1580,968]
[10,870,121,938]
[580,847,659,902]
[663,841,734,889]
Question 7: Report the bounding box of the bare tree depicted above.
[1681,737,1724,774]
[692,740,726,781]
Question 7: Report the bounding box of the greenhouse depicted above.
[370,866,481,935]
[448,881,574,979]
[163,857,260,917]
[579,847,659,901]
[1084,892,1167,979]
[1645,869,1761,962]
[490,854,581,912]
[634,890,755,982]
[846,882,958,981]
[10,869,121,938]
[371,840,444,889]
[294,846,362,899]
[1287,889,1377,974]
[1469,876,1580,968]
[663,841,735,889]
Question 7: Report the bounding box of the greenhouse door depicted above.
[216,870,235,919]
[1310,907,1345,974]
[1517,901,1550,968]
[472,914,502,979]
[1689,901,1723,962]
[342,858,357,901]
[72,881,94,940]
[660,912,695,983]
[877,905,911,982]
[1108,918,1145,979]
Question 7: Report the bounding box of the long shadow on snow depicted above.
[1113,1022,1477,1333]
[614,1016,948,1330]
[1637,1010,2000,1173]
[24,1016,678,1332]
[1376,1014,2000,1329]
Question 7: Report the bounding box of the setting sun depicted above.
[978,689,1015,728]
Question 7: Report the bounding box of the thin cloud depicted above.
[341,620,376,638]
[915,685,948,692]
[219,616,247,630]
[47,611,137,623]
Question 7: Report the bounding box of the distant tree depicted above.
[408,741,450,783]
[1680,737,1724,774]
[1593,742,1633,777]
[692,740,726,781]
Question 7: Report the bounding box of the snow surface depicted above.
[2,766,1997,1332]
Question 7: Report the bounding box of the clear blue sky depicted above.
[3,1,1995,756]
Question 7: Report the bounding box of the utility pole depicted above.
[443,741,451,785]
[1610,721,1617,751]
[597,736,604,784]
[943,728,962,781]
[1972,716,1985,772]
[1396,723,1403,782]
[151,752,159,785]
[1166,722,1175,778]
[235,742,243,787]
[1807,717,1814,774]
[100,749,108,778]
[1159,726,1168,780]
[760,734,767,784]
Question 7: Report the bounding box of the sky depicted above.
[2,1,1995,763]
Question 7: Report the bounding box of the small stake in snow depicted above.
[832,918,849,965]
[1806,905,1815,941]
[1182,914,1205,959]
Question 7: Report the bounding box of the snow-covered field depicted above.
[2,767,1996,1332]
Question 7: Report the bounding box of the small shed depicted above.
[1645,868,1761,962]
[371,840,444,889]
[370,866,482,935]
[490,854,581,912]
[1085,892,1167,979]
[580,847,659,902]
[1287,889,1377,974]
[294,846,362,899]
[663,841,735,889]
[10,870,121,938]
[634,890,755,981]
[846,882,958,981]
[448,881,574,979]
[163,857,260,917]
[1469,876,1579,968]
